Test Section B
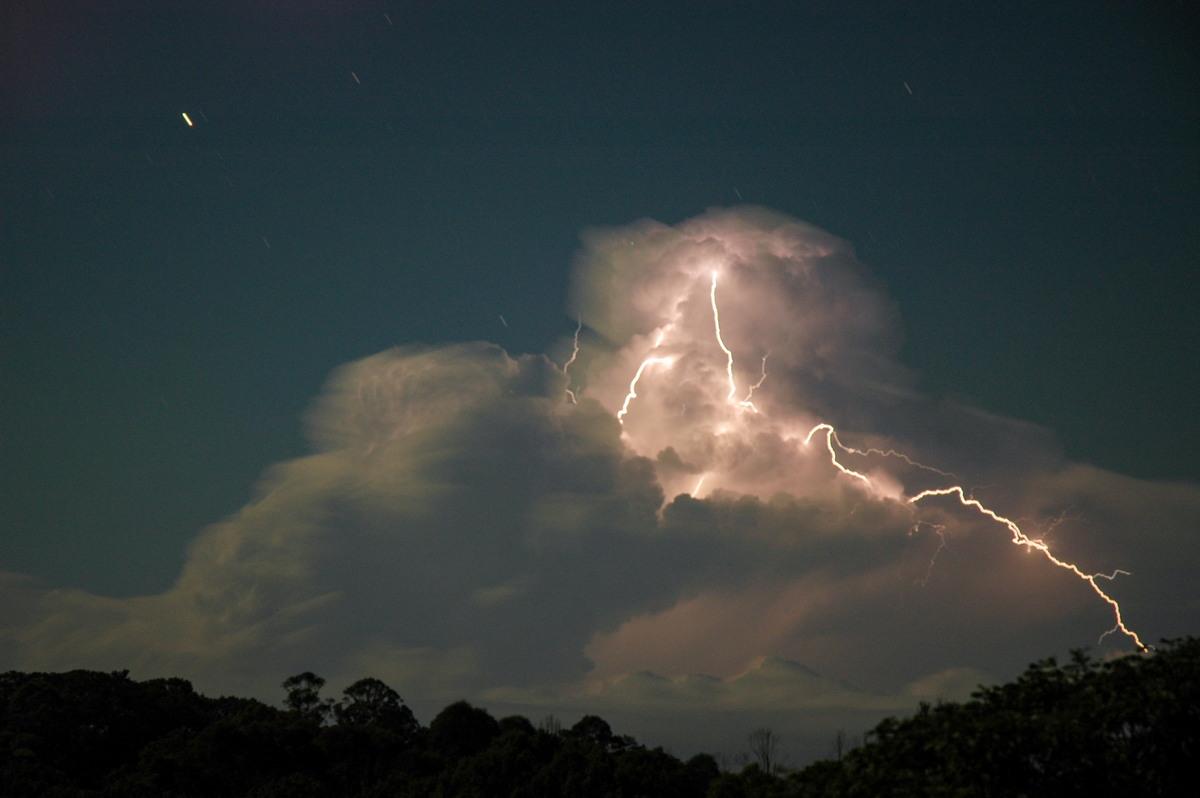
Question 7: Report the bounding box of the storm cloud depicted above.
[2,207,1195,760]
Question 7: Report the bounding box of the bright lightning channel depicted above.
[711,270,739,403]
[803,424,872,487]
[744,353,769,407]
[807,431,1146,650]
[616,260,1148,653]
[908,486,1146,650]
[710,270,760,412]
[617,356,674,424]
[562,319,581,404]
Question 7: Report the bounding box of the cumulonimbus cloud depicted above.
[1,207,1195,757]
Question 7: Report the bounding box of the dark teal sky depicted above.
[2,0,1197,604]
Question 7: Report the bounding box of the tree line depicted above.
[2,637,1195,796]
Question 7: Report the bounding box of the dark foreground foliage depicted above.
[1,638,1195,797]
[781,636,1199,798]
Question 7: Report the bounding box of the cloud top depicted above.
[2,207,1194,759]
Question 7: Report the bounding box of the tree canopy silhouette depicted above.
[1,637,1194,796]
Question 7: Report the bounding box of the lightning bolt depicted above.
[908,486,1145,650]
[563,319,581,404]
[808,427,1146,649]
[616,261,1148,653]
[617,356,674,424]
[710,270,763,412]
[909,521,948,587]
[711,270,740,403]
[834,441,954,478]
[803,424,873,488]
[744,353,770,407]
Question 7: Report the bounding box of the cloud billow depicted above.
[2,207,1193,757]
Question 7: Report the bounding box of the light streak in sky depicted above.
[909,521,948,587]
[744,354,770,407]
[710,270,761,411]
[563,319,581,404]
[833,440,954,478]
[804,424,872,488]
[908,486,1146,650]
[574,255,1147,652]
[711,270,740,403]
[617,356,674,424]
[181,112,194,126]
[808,419,1145,649]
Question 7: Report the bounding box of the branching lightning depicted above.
[573,254,1147,652]
[806,421,1145,648]
[803,424,873,488]
[802,424,1146,650]
[909,521,948,587]
[835,441,954,478]
[908,486,1145,649]
[744,353,769,407]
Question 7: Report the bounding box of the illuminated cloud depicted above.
[1,207,1195,758]
[569,206,915,502]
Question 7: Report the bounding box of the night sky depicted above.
[3,1,1198,763]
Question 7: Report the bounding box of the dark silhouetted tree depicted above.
[787,637,1200,797]
[498,714,536,735]
[568,713,634,753]
[427,700,500,759]
[334,677,418,740]
[746,726,783,773]
[538,713,562,735]
[281,672,332,724]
